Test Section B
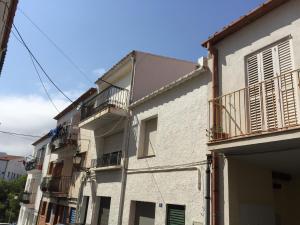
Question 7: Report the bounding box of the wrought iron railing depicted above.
[91,151,122,168]
[24,158,43,171]
[50,124,78,151]
[208,69,300,142]
[19,192,37,205]
[40,176,72,194]
[81,85,129,121]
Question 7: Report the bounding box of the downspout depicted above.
[205,155,212,225]
[117,53,136,225]
[208,41,219,225]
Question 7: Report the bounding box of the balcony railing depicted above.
[40,176,72,194]
[208,69,300,142]
[50,124,77,151]
[91,151,122,168]
[81,85,129,121]
[24,158,43,171]
[19,192,37,205]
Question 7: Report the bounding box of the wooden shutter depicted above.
[167,205,185,225]
[261,47,278,129]
[247,54,262,132]
[277,39,297,126]
[247,38,296,131]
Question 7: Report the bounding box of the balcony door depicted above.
[246,38,297,132]
[98,197,111,225]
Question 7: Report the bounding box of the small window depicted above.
[7,172,10,178]
[41,201,47,215]
[166,204,185,225]
[139,117,157,158]
[48,162,54,175]
[46,202,53,223]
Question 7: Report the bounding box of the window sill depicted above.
[137,155,156,160]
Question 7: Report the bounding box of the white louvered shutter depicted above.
[247,54,263,132]
[277,39,297,127]
[247,38,296,132]
[261,47,279,130]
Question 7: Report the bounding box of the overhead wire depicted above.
[17,7,93,85]
[17,7,117,88]
[0,130,41,138]
[12,23,73,103]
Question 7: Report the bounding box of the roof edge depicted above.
[202,0,289,48]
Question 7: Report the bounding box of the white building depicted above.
[76,51,209,225]
[0,153,26,180]
[17,134,51,225]
[202,0,300,224]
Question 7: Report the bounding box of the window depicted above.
[139,117,157,158]
[41,202,47,215]
[46,202,53,223]
[246,38,296,132]
[132,201,156,225]
[166,204,185,225]
[97,197,111,225]
[48,162,54,175]
[7,172,10,178]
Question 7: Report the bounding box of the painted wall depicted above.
[215,0,300,96]
[122,72,210,225]
[132,52,197,102]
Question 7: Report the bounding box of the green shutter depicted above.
[167,205,185,225]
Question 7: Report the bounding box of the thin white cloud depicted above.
[0,94,70,156]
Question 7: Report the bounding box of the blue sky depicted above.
[0,0,265,155]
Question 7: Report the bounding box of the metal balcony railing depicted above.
[19,192,37,205]
[91,151,122,168]
[40,176,72,194]
[24,158,43,171]
[50,124,77,151]
[81,85,129,121]
[208,69,300,142]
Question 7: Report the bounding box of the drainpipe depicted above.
[117,53,136,225]
[208,41,219,225]
[205,155,212,225]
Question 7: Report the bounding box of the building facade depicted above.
[36,88,96,225]
[202,0,300,225]
[76,51,203,225]
[0,153,25,180]
[18,134,51,225]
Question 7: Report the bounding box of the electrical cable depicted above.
[12,24,73,103]
[29,52,60,112]
[17,7,93,85]
[17,7,117,88]
[0,130,41,138]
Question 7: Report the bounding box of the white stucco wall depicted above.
[122,72,210,225]
[215,0,300,96]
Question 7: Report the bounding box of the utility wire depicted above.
[12,24,73,103]
[29,55,60,113]
[0,130,41,138]
[17,7,93,84]
[10,30,60,112]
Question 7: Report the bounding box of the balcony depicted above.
[19,192,36,207]
[40,176,72,197]
[50,124,77,152]
[207,69,300,151]
[79,85,129,130]
[91,151,122,171]
[24,158,43,172]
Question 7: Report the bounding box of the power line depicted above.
[12,24,73,103]
[30,55,60,112]
[0,130,41,138]
[17,7,93,84]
